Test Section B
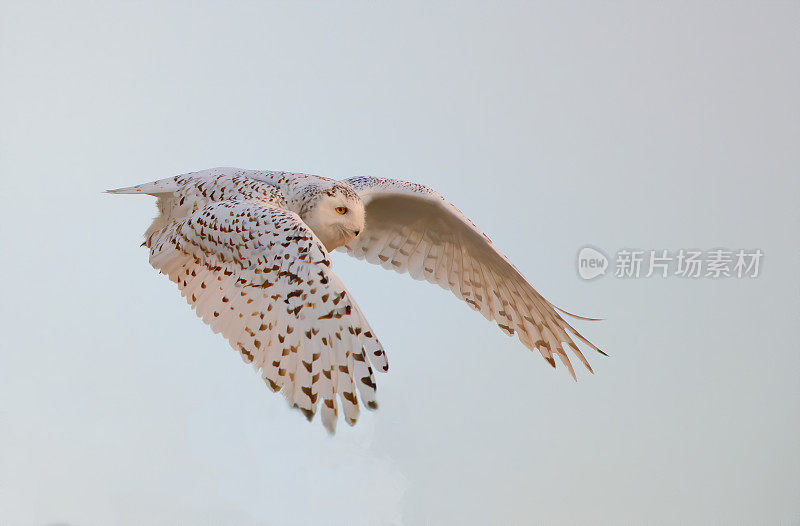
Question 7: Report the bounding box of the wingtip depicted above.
[548,301,603,322]
[555,307,604,322]
[322,419,337,435]
[300,407,315,422]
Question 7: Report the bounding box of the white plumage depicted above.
[109,167,604,433]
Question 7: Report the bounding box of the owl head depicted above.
[299,182,365,251]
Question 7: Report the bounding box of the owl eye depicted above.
[335,206,348,215]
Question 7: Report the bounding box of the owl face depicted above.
[302,186,365,251]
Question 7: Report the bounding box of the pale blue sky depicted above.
[1,2,798,525]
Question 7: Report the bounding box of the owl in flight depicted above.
[109,168,604,433]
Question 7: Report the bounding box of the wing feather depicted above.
[149,199,385,432]
[342,176,603,378]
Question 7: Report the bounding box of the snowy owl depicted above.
[109,167,604,433]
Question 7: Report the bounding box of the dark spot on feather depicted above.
[361,376,377,390]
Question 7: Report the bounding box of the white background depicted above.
[1,2,798,525]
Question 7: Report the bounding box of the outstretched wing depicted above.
[148,200,387,433]
[342,176,604,379]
